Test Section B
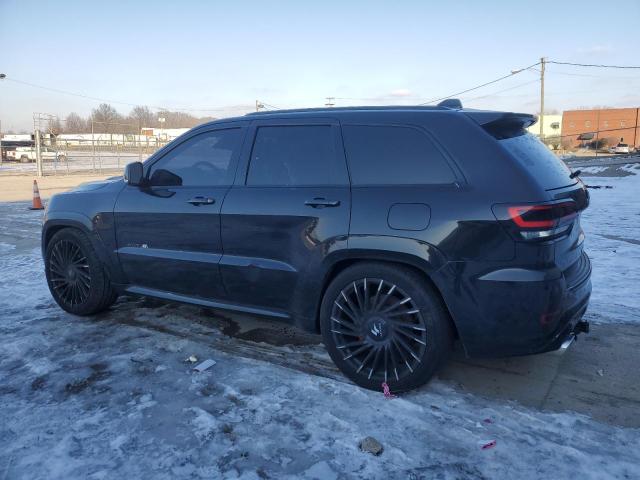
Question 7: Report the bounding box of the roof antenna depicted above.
[437,98,463,109]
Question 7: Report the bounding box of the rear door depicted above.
[219,118,350,313]
[114,123,246,300]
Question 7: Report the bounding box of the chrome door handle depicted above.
[187,196,215,206]
[304,198,341,208]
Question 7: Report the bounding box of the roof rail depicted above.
[437,98,463,109]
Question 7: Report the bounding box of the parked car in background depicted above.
[613,143,630,154]
[8,146,66,163]
[0,139,34,160]
[42,102,591,392]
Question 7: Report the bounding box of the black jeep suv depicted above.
[42,103,591,391]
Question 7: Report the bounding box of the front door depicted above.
[114,124,246,300]
[220,119,351,314]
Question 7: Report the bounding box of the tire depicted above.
[20,155,30,163]
[57,155,66,162]
[45,228,118,315]
[320,262,453,392]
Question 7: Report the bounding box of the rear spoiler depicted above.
[464,111,538,140]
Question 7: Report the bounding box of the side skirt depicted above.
[124,285,291,319]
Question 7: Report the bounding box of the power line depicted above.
[2,76,254,113]
[417,61,542,105]
[547,60,640,69]
[463,79,540,103]
[546,68,640,79]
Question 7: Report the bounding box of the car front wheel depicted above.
[45,228,118,315]
[320,262,453,392]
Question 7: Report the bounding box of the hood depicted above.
[70,176,123,193]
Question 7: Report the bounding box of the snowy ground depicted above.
[581,164,640,325]
[1,168,639,479]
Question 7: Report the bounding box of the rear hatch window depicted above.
[500,134,576,190]
[472,112,576,191]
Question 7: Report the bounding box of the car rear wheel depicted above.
[20,155,30,163]
[45,228,118,315]
[320,262,453,392]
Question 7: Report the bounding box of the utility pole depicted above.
[255,100,264,112]
[35,129,43,177]
[539,57,546,138]
[325,97,335,108]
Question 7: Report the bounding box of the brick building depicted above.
[561,108,640,148]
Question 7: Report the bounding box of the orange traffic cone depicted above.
[29,179,44,210]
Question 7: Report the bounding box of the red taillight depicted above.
[493,201,579,241]
[508,205,555,229]
[507,202,577,229]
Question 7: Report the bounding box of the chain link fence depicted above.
[0,116,172,176]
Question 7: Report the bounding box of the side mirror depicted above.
[124,162,144,186]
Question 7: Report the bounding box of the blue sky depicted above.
[1,0,639,131]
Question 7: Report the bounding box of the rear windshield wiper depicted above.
[570,170,581,179]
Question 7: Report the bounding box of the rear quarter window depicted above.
[341,125,456,185]
[499,133,574,190]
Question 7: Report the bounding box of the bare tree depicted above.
[129,105,155,132]
[91,103,122,132]
[54,107,215,135]
[155,110,217,129]
[64,112,88,133]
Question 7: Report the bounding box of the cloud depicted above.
[576,44,613,55]
[389,89,412,97]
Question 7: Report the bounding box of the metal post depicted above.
[634,107,639,149]
[595,110,600,158]
[35,129,44,177]
[539,57,545,139]
[91,119,96,172]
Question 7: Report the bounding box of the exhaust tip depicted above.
[559,333,576,351]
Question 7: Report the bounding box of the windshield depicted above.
[499,133,575,190]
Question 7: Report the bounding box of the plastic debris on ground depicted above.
[193,359,216,372]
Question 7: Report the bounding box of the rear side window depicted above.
[499,133,574,190]
[341,125,456,185]
[247,125,348,186]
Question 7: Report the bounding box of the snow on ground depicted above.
[581,167,640,325]
[0,167,639,479]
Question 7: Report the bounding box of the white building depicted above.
[526,114,562,139]
[140,128,189,141]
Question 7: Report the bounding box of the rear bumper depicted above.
[437,252,592,358]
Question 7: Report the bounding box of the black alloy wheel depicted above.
[45,228,118,315]
[331,278,427,383]
[49,239,92,306]
[321,262,453,392]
